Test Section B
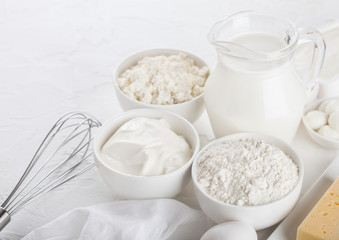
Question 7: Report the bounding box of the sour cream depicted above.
[100,117,192,176]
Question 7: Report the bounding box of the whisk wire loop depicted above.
[0,112,101,230]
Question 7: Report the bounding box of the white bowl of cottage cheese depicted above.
[191,132,304,230]
[113,48,209,123]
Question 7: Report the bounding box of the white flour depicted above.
[196,138,299,206]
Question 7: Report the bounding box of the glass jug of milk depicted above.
[204,11,325,142]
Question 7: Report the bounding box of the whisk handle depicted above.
[0,207,10,231]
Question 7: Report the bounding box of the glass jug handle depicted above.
[297,28,326,100]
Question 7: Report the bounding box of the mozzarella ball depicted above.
[328,111,339,132]
[304,110,328,130]
[317,125,339,140]
[319,99,339,115]
[326,100,339,115]
[318,100,332,112]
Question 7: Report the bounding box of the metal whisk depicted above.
[0,112,101,231]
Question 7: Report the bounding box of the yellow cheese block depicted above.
[297,177,339,240]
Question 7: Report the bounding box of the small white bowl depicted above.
[93,108,200,199]
[191,133,304,230]
[302,97,339,149]
[113,48,209,123]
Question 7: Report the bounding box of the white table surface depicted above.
[0,0,339,239]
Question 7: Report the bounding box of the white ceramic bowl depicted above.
[93,108,200,199]
[113,48,209,123]
[302,97,339,149]
[191,133,304,230]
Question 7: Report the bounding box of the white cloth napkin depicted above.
[22,199,214,240]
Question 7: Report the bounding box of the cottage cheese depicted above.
[117,53,209,105]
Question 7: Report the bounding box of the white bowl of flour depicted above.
[191,132,304,230]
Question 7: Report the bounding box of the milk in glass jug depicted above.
[204,11,326,142]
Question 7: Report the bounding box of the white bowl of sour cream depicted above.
[93,108,200,199]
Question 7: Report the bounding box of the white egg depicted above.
[317,125,339,140]
[328,111,339,132]
[304,110,327,130]
[200,222,257,240]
